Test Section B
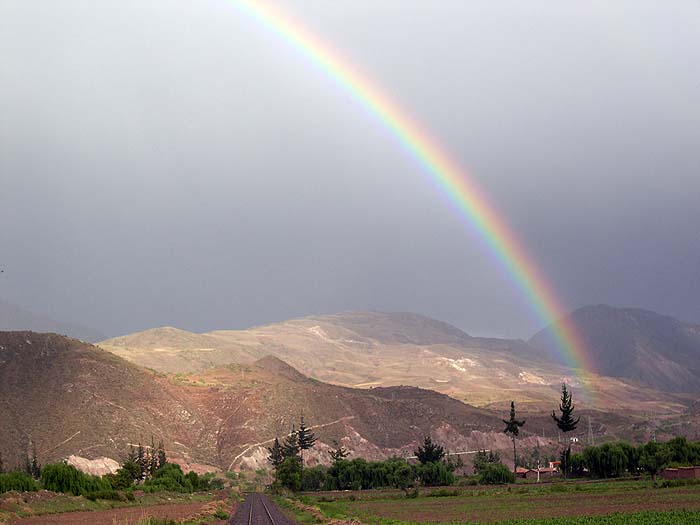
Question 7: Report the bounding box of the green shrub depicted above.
[301,465,327,491]
[213,509,230,519]
[41,463,110,496]
[415,461,455,487]
[143,463,194,493]
[427,488,460,497]
[276,456,303,492]
[0,471,39,493]
[405,488,420,498]
[455,476,479,486]
[323,457,415,491]
[478,463,515,485]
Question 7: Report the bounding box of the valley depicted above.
[2,305,699,478]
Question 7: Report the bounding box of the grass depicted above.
[274,497,321,524]
[290,480,700,524]
[0,490,217,522]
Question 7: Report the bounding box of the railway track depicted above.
[230,493,295,525]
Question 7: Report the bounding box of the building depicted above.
[661,466,700,480]
[515,467,530,479]
[524,467,559,481]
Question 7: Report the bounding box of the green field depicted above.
[292,480,700,524]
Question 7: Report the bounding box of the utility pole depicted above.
[588,416,594,446]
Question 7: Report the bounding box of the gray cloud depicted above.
[1,0,699,337]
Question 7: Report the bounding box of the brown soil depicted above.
[8,500,234,525]
[345,485,700,522]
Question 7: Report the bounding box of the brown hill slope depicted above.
[0,331,212,470]
[1,331,547,472]
[99,311,692,413]
[530,305,700,393]
[99,312,569,407]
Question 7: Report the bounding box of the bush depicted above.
[455,476,478,486]
[41,463,110,496]
[105,460,140,490]
[276,456,303,492]
[143,463,195,493]
[301,465,327,491]
[415,461,455,487]
[0,471,39,493]
[213,509,230,519]
[324,457,415,491]
[478,463,515,485]
[583,443,628,478]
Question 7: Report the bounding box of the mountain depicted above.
[530,305,700,393]
[99,311,692,414]
[0,331,542,473]
[0,301,105,342]
[99,311,571,407]
[0,331,204,470]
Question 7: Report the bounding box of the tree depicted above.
[136,443,147,481]
[415,460,454,486]
[148,436,158,477]
[0,452,4,474]
[639,441,671,482]
[296,415,317,465]
[267,437,285,469]
[502,401,526,474]
[414,436,445,464]
[552,384,580,433]
[473,450,500,474]
[329,440,349,462]
[22,445,40,479]
[391,463,414,492]
[282,426,300,459]
[157,440,167,470]
[276,456,303,492]
[478,463,515,485]
[552,384,580,476]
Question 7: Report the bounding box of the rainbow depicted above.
[230,0,591,379]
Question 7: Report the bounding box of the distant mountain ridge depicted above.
[530,305,700,393]
[98,310,694,412]
[0,330,528,472]
[99,311,570,407]
[0,300,105,342]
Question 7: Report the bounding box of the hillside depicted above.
[99,311,691,413]
[0,331,211,471]
[0,331,546,473]
[100,311,570,408]
[0,301,105,342]
[530,305,700,393]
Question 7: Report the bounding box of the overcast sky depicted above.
[1,0,699,339]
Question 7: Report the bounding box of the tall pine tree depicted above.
[414,436,446,464]
[551,383,580,476]
[296,415,317,466]
[267,437,284,469]
[157,440,167,470]
[282,426,300,459]
[502,401,525,474]
[136,443,146,481]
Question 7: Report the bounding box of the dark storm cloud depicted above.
[1,0,699,338]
